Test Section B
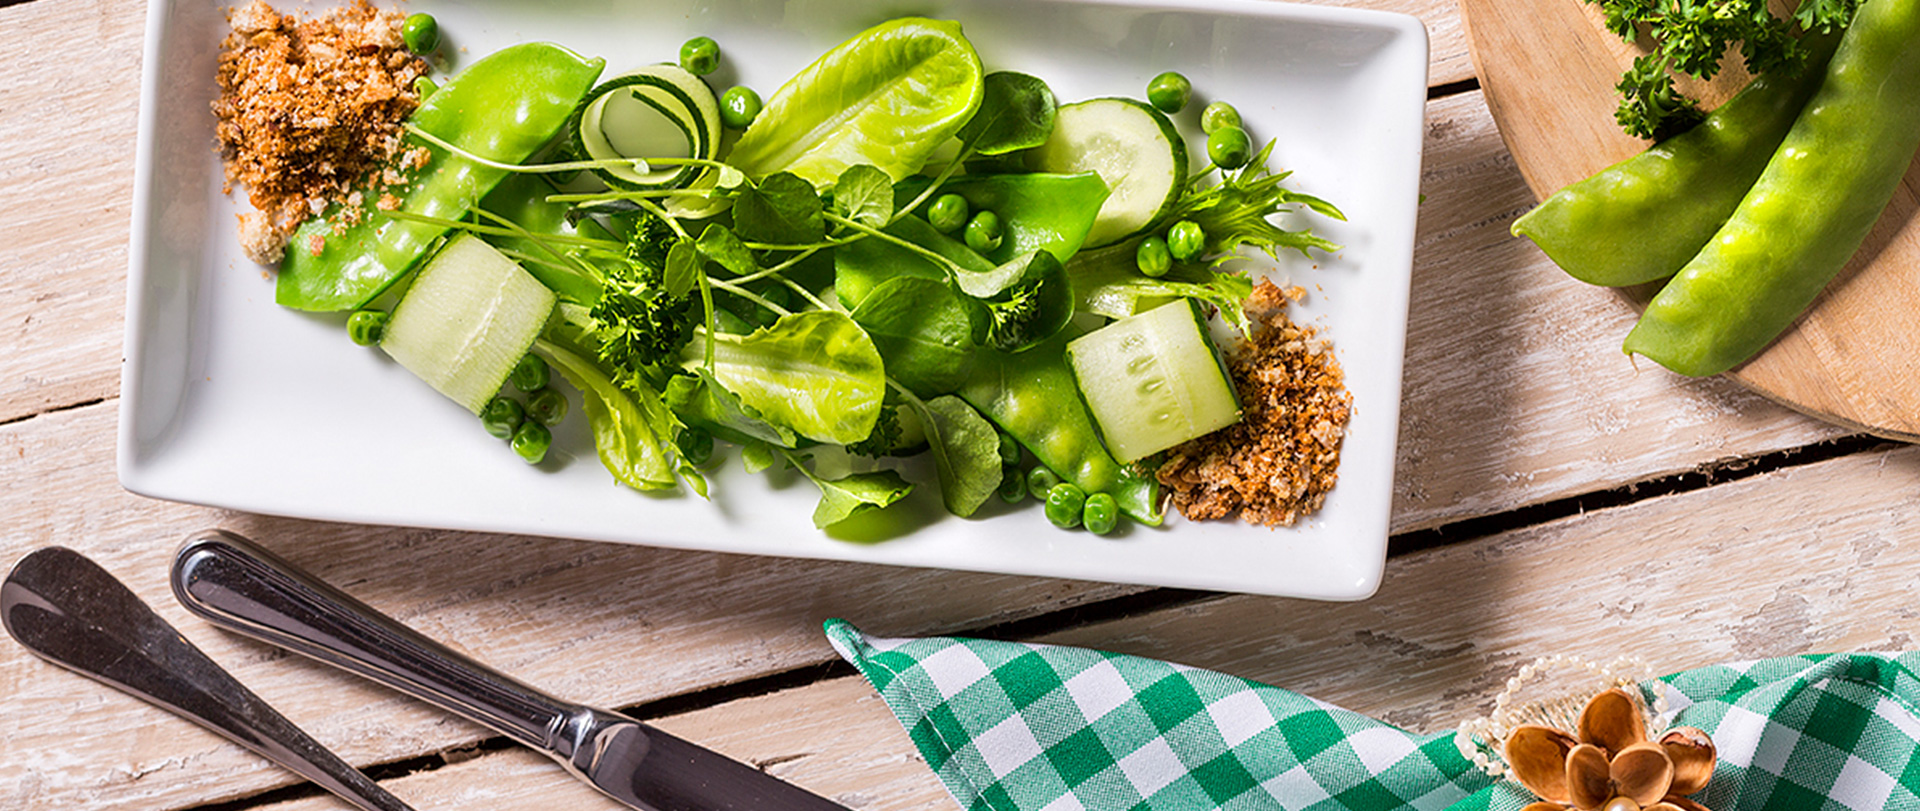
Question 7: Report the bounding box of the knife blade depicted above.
[169,530,852,811]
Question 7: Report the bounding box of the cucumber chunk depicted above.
[1066,300,1239,462]
[1025,98,1186,248]
[381,234,558,414]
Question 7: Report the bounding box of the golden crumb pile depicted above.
[213,0,426,264]
[1156,281,1353,527]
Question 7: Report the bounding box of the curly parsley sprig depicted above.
[1591,0,1860,139]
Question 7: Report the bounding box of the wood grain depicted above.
[1459,0,1920,441]
[244,439,1920,811]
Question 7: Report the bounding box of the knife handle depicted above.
[170,530,573,753]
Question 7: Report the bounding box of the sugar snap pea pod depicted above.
[276,43,605,311]
[959,327,1161,525]
[1512,32,1839,287]
[1624,0,1920,376]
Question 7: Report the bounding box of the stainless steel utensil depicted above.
[171,529,852,811]
[1,546,415,811]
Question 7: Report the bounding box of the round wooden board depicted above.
[1457,0,1920,442]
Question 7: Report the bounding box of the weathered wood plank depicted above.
[0,402,1132,809]
[252,439,1920,811]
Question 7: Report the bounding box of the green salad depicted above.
[270,15,1344,534]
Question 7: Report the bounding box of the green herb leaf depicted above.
[695,224,757,276]
[534,337,681,491]
[663,238,700,298]
[733,172,825,245]
[833,164,895,230]
[915,395,1002,517]
[808,468,913,528]
[741,438,778,474]
[849,277,978,397]
[664,370,799,448]
[956,71,1057,156]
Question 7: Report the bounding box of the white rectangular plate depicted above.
[120,0,1427,599]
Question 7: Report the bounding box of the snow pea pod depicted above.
[1624,0,1920,376]
[1512,32,1839,287]
[959,327,1161,526]
[277,43,604,311]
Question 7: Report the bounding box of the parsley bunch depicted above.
[1593,0,1860,139]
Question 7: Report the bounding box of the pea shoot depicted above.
[1135,236,1171,277]
[1208,125,1252,170]
[1146,71,1191,114]
[347,309,388,346]
[719,86,762,129]
[402,13,439,55]
[511,420,552,464]
[679,36,720,75]
[964,209,1003,252]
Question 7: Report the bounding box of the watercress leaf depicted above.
[953,250,1074,352]
[833,164,894,230]
[956,71,1057,156]
[533,337,680,491]
[727,18,984,187]
[663,237,700,298]
[849,277,977,397]
[732,172,825,245]
[810,468,914,528]
[664,370,799,448]
[695,224,757,276]
[914,395,1002,517]
[741,438,778,474]
[682,310,885,445]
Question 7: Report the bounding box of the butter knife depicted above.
[170,530,851,811]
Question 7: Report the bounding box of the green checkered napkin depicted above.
[825,620,1920,811]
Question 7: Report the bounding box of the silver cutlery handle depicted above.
[2,547,414,811]
[171,530,573,753]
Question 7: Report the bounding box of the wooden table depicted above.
[2,0,1915,808]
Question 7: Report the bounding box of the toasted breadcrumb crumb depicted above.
[213,0,425,264]
[1154,280,1353,527]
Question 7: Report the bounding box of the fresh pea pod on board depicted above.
[1512,32,1840,287]
[276,43,604,311]
[1624,0,1920,377]
[959,327,1161,526]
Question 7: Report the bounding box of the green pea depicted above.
[1082,492,1119,535]
[1146,71,1191,114]
[928,193,970,233]
[719,86,762,130]
[509,355,549,393]
[679,36,720,76]
[1027,466,1063,501]
[510,420,551,464]
[965,210,1003,253]
[347,309,388,346]
[1135,236,1171,278]
[1167,220,1206,262]
[402,13,439,55]
[1201,101,1242,135]
[677,426,715,466]
[997,432,1022,467]
[481,396,525,440]
[1208,125,1253,170]
[527,388,568,426]
[998,466,1026,503]
[1044,482,1087,529]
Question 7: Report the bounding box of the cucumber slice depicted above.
[1025,98,1187,248]
[1066,299,1239,462]
[381,234,558,414]
[574,64,720,190]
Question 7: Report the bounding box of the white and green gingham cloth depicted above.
[825,620,1920,811]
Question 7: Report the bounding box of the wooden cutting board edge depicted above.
[1456,0,1920,444]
